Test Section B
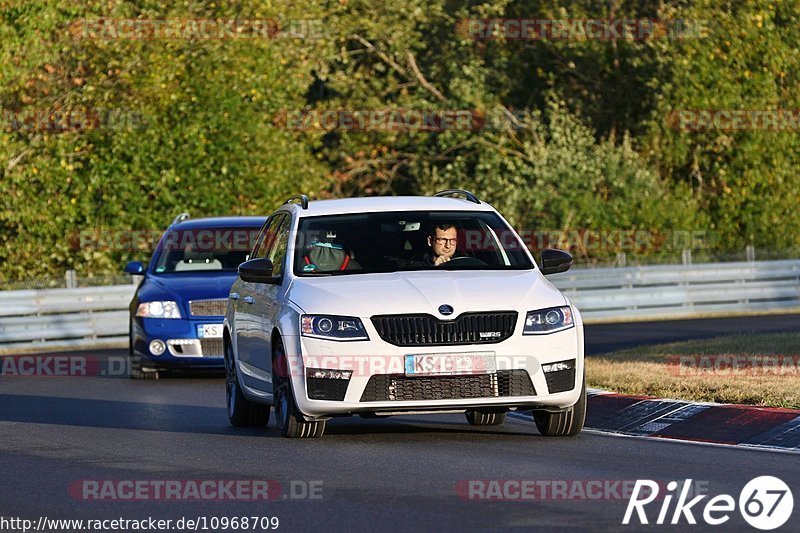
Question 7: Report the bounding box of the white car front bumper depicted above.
[288,324,584,418]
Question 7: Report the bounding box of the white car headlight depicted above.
[523,306,574,335]
[301,315,369,341]
[136,301,182,319]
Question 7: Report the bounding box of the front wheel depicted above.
[129,352,160,380]
[273,339,325,438]
[225,339,269,427]
[533,377,586,437]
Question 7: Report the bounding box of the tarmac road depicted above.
[585,313,800,354]
[1,315,798,532]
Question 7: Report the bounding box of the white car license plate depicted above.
[197,324,223,339]
[404,352,496,377]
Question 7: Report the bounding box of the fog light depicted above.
[307,368,352,380]
[149,339,166,356]
[542,361,573,373]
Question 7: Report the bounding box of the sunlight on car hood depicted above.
[287,270,567,317]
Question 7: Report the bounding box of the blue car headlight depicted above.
[301,315,369,341]
[523,306,574,335]
[136,301,182,319]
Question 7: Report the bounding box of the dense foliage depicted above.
[1,0,797,280]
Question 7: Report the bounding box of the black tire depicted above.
[129,325,159,380]
[533,376,586,437]
[465,410,507,426]
[129,353,160,380]
[225,339,270,426]
[273,338,325,438]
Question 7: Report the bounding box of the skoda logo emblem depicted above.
[438,304,454,316]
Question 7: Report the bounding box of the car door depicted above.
[248,213,292,385]
[231,218,266,358]
[235,213,290,391]
[234,214,281,387]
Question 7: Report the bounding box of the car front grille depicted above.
[360,370,535,402]
[370,311,518,346]
[497,370,538,397]
[199,338,224,357]
[189,298,228,317]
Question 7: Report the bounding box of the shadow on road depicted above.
[0,393,543,439]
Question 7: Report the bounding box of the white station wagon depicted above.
[223,190,585,438]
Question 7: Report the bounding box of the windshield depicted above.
[293,211,534,276]
[151,227,261,274]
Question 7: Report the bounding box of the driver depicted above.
[408,223,461,267]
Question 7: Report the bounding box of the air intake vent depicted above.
[199,338,224,357]
[360,370,535,402]
[189,299,227,317]
[307,378,349,401]
[371,312,517,346]
[544,366,576,394]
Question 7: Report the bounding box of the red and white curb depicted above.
[512,389,800,451]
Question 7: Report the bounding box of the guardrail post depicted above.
[616,252,626,268]
[746,245,755,262]
[65,269,77,289]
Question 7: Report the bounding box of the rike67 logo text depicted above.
[623,477,793,530]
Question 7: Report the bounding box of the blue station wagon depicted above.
[124,213,267,378]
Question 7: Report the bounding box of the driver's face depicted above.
[428,227,458,259]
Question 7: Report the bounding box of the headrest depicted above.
[303,241,348,272]
[174,258,222,271]
[183,250,215,262]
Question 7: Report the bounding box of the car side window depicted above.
[249,217,271,260]
[265,215,291,277]
[253,214,284,260]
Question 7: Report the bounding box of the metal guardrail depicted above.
[0,285,136,353]
[555,259,800,322]
[0,260,798,353]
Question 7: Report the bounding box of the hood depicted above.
[138,272,239,302]
[287,270,567,318]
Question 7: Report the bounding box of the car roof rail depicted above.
[284,194,309,210]
[433,189,481,204]
[170,212,190,226]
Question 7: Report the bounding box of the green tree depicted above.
[1,0,332,280]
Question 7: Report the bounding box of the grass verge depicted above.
[586,332,800,409]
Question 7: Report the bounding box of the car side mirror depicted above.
[239,258,279,284]
[540,249,573,275]
[124,261,144,275]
